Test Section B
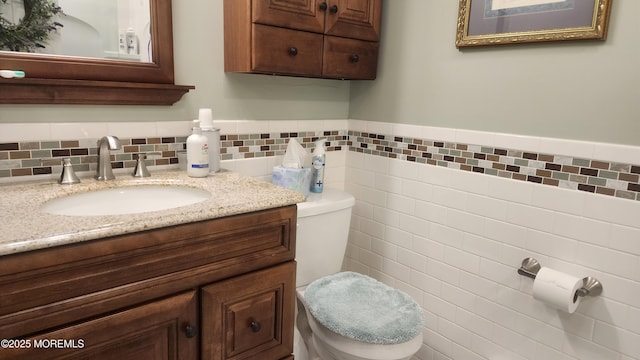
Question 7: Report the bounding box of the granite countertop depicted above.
[0,170,306,256]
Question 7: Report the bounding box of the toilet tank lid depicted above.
[297,189,355,218]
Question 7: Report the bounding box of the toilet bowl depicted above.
[296,189,424,360]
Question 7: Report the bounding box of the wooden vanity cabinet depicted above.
[0,206,297,360]
[224,0,382,80]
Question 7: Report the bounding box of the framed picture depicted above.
[456,0,613,47]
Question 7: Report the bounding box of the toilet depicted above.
[295,189,424,360]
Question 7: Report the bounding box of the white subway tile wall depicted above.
[343,122,640,360]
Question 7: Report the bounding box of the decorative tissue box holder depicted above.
[272,166,311,197]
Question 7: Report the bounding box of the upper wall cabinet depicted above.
[224,0,382,80]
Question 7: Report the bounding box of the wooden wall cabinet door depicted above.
[252,0,325,33]
[253,0,381,41]
[324,0,382,41]
[252,24,324,77]
[201,263,296,360]
[323,36,379,80]
[3,291,198,360]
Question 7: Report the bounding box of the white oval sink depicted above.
[41,185,211,216]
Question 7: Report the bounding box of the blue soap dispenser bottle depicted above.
[310,139,326,193]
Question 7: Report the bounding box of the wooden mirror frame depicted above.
[0,0,193,105]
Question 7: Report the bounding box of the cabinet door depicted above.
[253,0,325,33]
[1,291,198,360]
[323,36,379,79]
[201,262,295,360]
[252,24,323,77]
[324,0,382,41]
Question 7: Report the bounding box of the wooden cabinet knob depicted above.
[329,5,338,14]
[250,321,262,332]
[288,47,298,56]
[184,324,197,338]
[350,54,360,63]
[319,2,327,11]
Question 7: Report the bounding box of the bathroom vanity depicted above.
[0,171,305,360]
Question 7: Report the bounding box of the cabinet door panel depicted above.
[1,291,198,360]
[323,36,379,79]
[252,24,323,77]
[253,0,325,33]
[324,0,381,41]
[225,291,277,356]
[201,263,295,360]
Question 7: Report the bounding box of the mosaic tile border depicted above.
[220,131,349,160]
[0,137,185,178]
[349,130,640,201]
[0,131,348,179]
[1,129,638,202]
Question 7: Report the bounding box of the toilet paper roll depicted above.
[532,267,583,314]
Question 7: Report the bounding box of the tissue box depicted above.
[272,166,311,197]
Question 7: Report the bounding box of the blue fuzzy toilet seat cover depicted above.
[304,271,424,345]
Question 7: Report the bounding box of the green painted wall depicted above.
[349,0,639,146]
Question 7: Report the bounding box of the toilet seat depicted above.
[304,272,424,345]
[297,287,423,360]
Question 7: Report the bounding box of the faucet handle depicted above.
[132,153,151,178]
[59,158,81,184]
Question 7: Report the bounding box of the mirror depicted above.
[0,0,193,105]
[1,0,152,62]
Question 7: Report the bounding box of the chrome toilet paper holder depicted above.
[517,257,603,298]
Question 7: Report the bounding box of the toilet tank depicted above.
[296,189,355,288]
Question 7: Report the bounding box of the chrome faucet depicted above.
[96,135,121,180]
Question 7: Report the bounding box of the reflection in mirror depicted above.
[0,0,152,62]
[0,0,194,105]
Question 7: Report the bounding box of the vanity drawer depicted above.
[252,24,323,77]
[201,262,295,360]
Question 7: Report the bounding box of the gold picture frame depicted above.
[456,0,613,48]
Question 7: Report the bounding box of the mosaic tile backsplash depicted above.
[1,128,638,202]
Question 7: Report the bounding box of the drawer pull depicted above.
[184,324,197,338]
[350,54,360,63]
[250,321,262,333]
[289,47,298,56]
[319,1,327,11]
[329,5,338,14]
